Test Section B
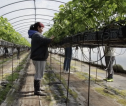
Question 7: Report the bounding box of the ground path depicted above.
[1,53,126,106]
[47,53,126,106]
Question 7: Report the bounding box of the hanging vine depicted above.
[44,0,126,43]
[0,16,30,46]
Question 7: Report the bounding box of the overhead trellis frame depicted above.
[12,21,53,27]
[0,0,65,10]
[33,0,36,22]
[15,25,50,31]
[0,0,66,39]
[8,14,54,21]
[51,23,126,47]
[0,39,28,48]
[1,8,59,17]
[11,18,52,25]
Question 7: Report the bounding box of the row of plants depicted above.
[49,53,126,106]
[44,0,126,42]
[0,16,30,47]
[0,53,29,105]
[43,72,68,103]
[43,63,78,104]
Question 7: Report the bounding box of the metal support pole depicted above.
[95,48,99,83]
[81,49,82,72]
[60,47,61,82]
[87,47,91,106]
[2,48,4,80]
[12,47,14,82]
[66,66,71,106]
[49,47,51,86]
[34,0,36,22]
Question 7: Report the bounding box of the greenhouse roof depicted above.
[1,0,126,47]
[0,0,69,42]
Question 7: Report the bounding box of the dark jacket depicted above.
[65,47,72,59]
[4,47,8,53]
[28,30,52,61]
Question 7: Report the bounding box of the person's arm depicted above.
[32,34,52,45]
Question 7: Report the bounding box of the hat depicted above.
[39,22,44,27]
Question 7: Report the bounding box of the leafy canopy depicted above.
[0,16,30,46]
[44,0,126,42]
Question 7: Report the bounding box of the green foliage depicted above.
[44,0,126,42]
[0,53,29,105]
[0,16,30,46]
[0,83,12,104]
[113,64,124,73]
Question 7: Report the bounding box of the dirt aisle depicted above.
[47,54,120,106]
[0,52,29,81]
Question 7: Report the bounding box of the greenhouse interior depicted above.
[0,0,126,106]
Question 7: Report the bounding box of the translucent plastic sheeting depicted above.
[0,0,69,40]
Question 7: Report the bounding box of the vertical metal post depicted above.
[2,48,4,80]
[95,48,99,83]
[34,0,36,22]
[12,46,14,82]
[49,47,51,85]
[88,47,91,106]
[73,48,76,72]
[81,47,84,72]
[81,47,82,72]
[60,47,61,82]
[66,66,71,106]
[18,53,21,71]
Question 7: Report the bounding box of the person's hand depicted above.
[50,35,55,39]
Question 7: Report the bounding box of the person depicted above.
[104,45,115,82]
[4,47,9,58]
[28,22,54,96]
[17,47,20,59]
[63,46,72,73]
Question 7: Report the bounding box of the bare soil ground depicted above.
[47,54,121,106]
[0,52,29,81]
[2,53,124,106]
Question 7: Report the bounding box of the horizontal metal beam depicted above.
[11,18,52,25]
[8,14,54,21]
[12,21,53,27]
[15,26,30,31]
[0,0,33,9]
[14,24,50,30]
[0,0,65,9]
[18,32,28,35]
[52,27,126,47]
[2,8,59,16]
[16,27,50,33]
[46,0,65,4]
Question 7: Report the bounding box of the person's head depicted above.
[30,22,44,33]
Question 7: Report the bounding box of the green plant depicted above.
[0,16,30,47]
[0,53,29,105]
[44,0,126,43]
[113,64,124,73]
[0,83,11,104]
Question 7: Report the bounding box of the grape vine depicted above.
[44,0,126,42]
[0,16,30,46]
